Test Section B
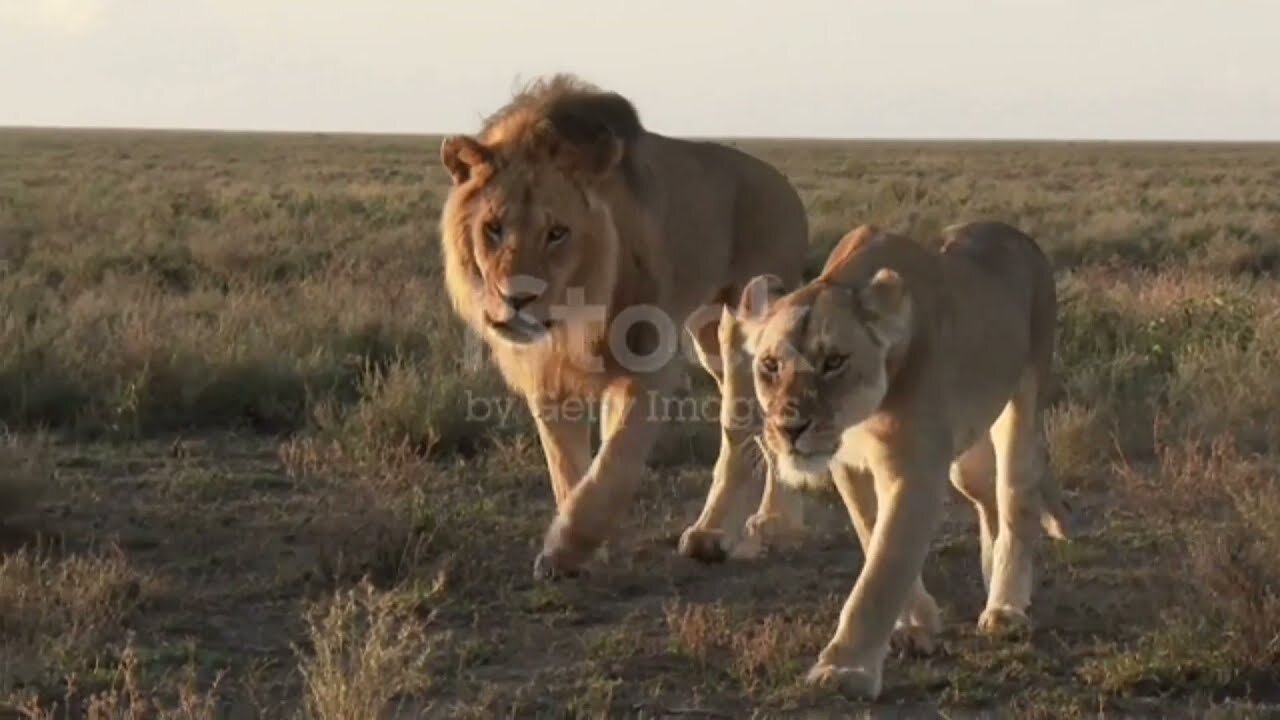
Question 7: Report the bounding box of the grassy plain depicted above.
[1,128,1279,718]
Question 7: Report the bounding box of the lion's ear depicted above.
[574,132,625,178]
[440,135,491,185]
[859,268,912,346]
[736,273,788,346]
[532,118,625,181]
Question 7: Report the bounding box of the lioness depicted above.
[438,75,809,579]
[732,221,1071,699]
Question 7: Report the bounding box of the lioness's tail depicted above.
[1036,435,1072,540]
[1027,230,1073,542]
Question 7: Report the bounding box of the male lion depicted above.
[732,221,1072,699]
[438,75,809,579]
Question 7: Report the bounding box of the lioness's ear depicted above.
[859,268,912,345]
[738,274,786,321]
[440,135,491,185]
[736,273,787,348]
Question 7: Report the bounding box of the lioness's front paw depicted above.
[742,509,798,548]
[677,527,727,564]
[891,594,942,656]
[804,661,882,701]
[977,605,1031,638]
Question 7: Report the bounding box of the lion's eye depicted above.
[546,224,569,246]
[482,220,503,245]
[822,354,848,374]
[759,356,780,376]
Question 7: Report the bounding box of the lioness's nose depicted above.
[502,290,539,311]
[776,419,812,445]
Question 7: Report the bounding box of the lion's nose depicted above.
[776,419,812,445]
[502,290,540,311]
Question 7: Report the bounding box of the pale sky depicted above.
[2,0,1277,140]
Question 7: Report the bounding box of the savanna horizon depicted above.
[9,121,1280,145]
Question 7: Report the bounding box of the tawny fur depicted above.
[438,74,810,577]
[735,220,1071,700]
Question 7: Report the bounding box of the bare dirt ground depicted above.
[1,129,1278,718]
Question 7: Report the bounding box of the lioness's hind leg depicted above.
[949,436,998,591]
[979,370,1043,637]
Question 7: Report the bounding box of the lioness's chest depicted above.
[834,426,882,475]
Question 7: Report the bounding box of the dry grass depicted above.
[295,580,438,720]
[0,544,143,692]
[2,128,1280,717]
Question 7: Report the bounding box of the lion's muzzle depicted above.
[483,286,554,344]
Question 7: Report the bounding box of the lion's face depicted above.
[736,269,913,482]
[440,133,623,348]
[467,165,609,345]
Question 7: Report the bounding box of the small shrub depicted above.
[295,579,437,720]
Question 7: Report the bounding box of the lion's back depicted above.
[638,134,810,292]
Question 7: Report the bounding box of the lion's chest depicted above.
[490,336,613,401]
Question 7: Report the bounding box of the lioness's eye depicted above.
[546,224,569,245]
[759,356,779,375]
[822,354,848,374]
[482,220,503,245]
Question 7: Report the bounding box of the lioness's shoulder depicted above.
[817,224,939,287]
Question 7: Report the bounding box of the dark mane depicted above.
[478,74,644,151]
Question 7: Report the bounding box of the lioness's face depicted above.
[737,270,912,481]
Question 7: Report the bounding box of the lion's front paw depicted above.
[533,518,597,581]
[977,605,1031,638]
[677,527,728,564]
[890,622,938,657]
[804,660,882,701]
[532,547,585,581]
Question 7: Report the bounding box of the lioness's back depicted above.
[941,221,1050,280]
[939,220,1057,388]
